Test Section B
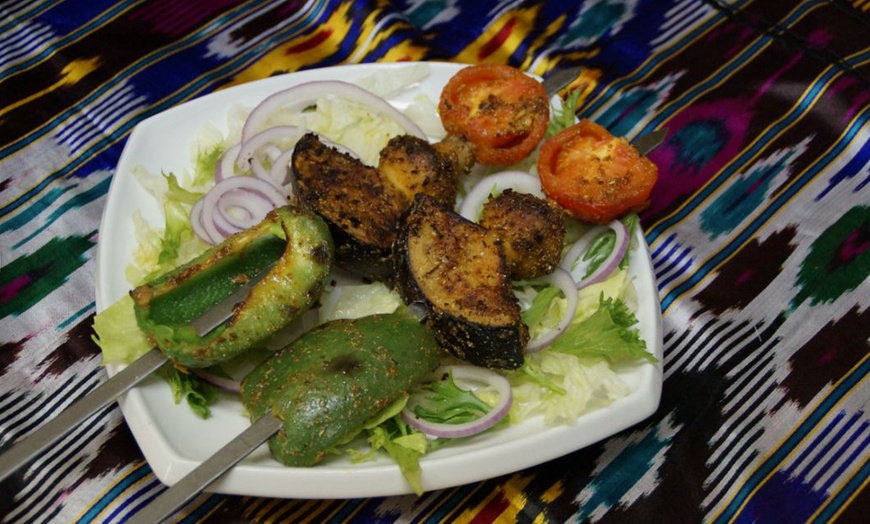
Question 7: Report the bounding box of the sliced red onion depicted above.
[190,368,241,393]
[559,219,630,290]
[195,176,288,244]
[240,80,427,145]
[267,134,360,187]
[458,171,545,221]
[190,198,218,245]
[235,125,304,173]
[269,148,297,187]
[525,267,579,353]
[216,143,242,182]
[401,365,512,439]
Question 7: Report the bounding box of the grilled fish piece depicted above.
[292,132,475,281]
[394,193,528,370]
[479,189,566,280]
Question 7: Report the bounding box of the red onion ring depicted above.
[216,143,242,182]
[190,198,218,245]
[267,134,360,187]
[401,366,512,439]
[269,148,297,187]
[194,176,288,244]
[524,267,579,353]
[458,171,545,221]
[190,368,241,393]
[240,80,427,146]
[235,125,304,173]
[559,219,630,290]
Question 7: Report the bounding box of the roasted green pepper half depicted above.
[240,313,440,467]
[130,205,333,368]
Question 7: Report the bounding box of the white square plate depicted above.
[95,62,663,498]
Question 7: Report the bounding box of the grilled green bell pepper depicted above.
[130,205,333,368]
[240,313,440,467]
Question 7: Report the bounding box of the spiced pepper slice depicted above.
[130,205,334,368]
[240,313,440,467]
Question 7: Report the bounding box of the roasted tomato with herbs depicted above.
[537,119,658,224]
[439,64,550,166]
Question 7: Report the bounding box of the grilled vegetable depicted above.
[291,132,404,280]
[378,134,469,208]
[438,63,550,166]
[395,194,528,370]
[130,205,333,368]
[240,313,440,467]
[538,119,658,224]
[292,132,475,281]
[479,189,567,280]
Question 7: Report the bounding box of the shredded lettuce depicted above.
[509,352,630,425]
[318,281,402,323]
[343,394,429,495]
[92,294,152,364]
[126,168,209,285]
[304,97,409,166]
[511,267,653,426]
[365,417,428,495]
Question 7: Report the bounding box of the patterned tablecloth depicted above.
[1,0,868,522]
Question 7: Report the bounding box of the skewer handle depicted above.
[127,414,282,524]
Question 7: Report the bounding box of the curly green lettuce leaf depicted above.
[408,370,492,425]
[156,365,218,419]
[547,294,655,364]
[193,143,225,187]
[547,87,582,137]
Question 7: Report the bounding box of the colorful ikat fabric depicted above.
[1,0,869,522]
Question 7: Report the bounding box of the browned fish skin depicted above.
[395,193,528,370]
[379,134,466,207]
[292,133,406,280]
[480,189,566,280]
[291,132,476,281]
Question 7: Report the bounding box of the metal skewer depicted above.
[633,128,668,155]
[126,414,282,524]
[0,266,272,483]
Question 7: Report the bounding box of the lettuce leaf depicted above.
[547,294,655,364]
[508,352,630,425]
[157,366,218,419]
[408,370,491,425]
[365,417,427,495]
[547,88,581,137]
[91,295,218,417]
[91,294,152,364]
